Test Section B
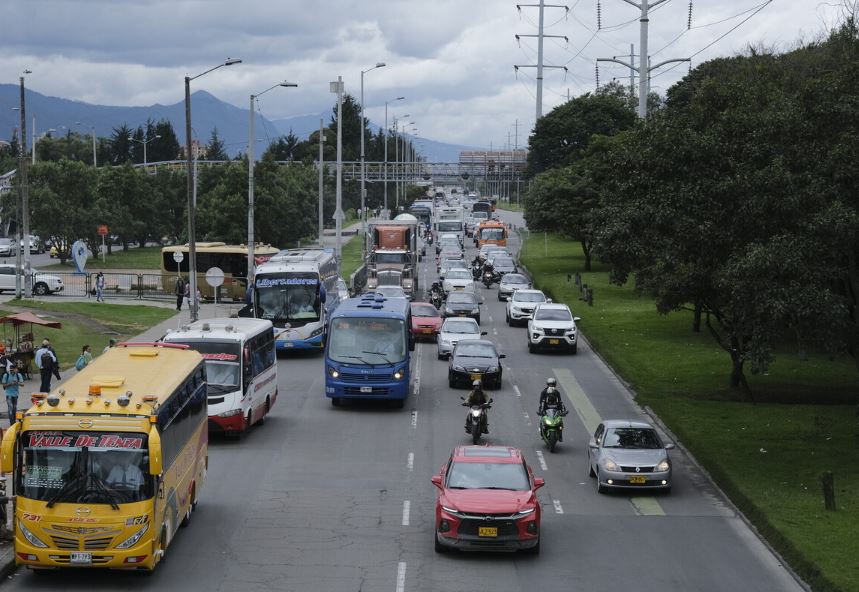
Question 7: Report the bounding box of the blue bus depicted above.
[324,293,414,408]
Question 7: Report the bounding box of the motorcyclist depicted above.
[481,260,495,284]
[538,378,567,416]
[429,281,443,308]
[464,379,490,433]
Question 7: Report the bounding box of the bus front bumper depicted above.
[14,537,156,571]
[325,381,409,401]
[276,334,325,351]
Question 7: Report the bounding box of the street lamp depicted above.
[184,57,242,322]
[18,69,32,298]
[129,133,161,170]
[383,96,404,217]
[359,61,385,255]
[32,128,55,165]
[393,114,409,212]
[248,80,298,279]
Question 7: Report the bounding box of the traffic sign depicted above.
[205,266,225,288]
[97,225,109,236]
[173,251,185,264]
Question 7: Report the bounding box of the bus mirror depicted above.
[1,421,20,474]
[148,425,163,476]
[320,288,327,304]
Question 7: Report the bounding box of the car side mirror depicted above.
[480,331,488,336]
[498,353,506,359]
[431,475,443,489]
[588,438,598,449]
[665,443,675,450]
[547,298,553,303]
[505,297,512,302]
[573,316,581,322]
[533,477,545,490]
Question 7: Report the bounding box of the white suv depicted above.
[506,289,547,326]
[527,303,580,354]
[0,264,64,296]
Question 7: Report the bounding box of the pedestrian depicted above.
[75,344,93,371]
[184,281,190,309]
[95,271,106,303]
[102,338,117,354]
[2,365,24,426]
[175,276,186,311]
[34,339,58,393]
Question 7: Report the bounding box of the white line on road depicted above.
[488,314,493,322]
[407,452,414,472]
[396,562,407,592]
[523,412,532,426]
[553,499,564,514]
[402,500,411,526]
[513,385,521,397]
[492,328,498,336]
[410,410,418,429]
[535,450,548,471]
[412,348,422,397]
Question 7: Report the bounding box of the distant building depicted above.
[177,139,208,160]
[458,150,527,176]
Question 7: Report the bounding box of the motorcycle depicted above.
[539,407,568,452]
[430,289,443,309]
[482,270,494,288]
[462,397,493,444]
[471,263,482,281]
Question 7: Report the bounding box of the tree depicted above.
[207,127,228,161]
[328,94,364,161]
[109,124,134,165]
[149,119,181,162]
[94,165,158,249]
[262,130,300,161]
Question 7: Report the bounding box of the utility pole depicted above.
[318,119,325,246]
[514,2,569,121]
[330,77,345,272]
[513,119,520,150]
[597,0,688,118]
[19,73,32,298]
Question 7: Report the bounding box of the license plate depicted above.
[629,475,647,484]
[548,339,560,345]
[470,373,482,381]
[70,552,92,565]
[478,526,497,537]
[422,329,434,334]
[283,343,294,348]
[458,313,467,316]
[455,287,463,290]
[360,386,373,393]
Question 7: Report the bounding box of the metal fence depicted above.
[38,271,181,301]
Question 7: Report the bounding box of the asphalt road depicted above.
[3,211,804,591]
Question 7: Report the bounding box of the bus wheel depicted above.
[181,485,195,527]
[255,398,270,426]
[331,397,342,407]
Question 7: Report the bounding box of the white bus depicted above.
[163,318,277,437]
[250,247,339,352]
[435,206,465,242]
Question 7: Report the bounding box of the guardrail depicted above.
[349,264,367,296]
[28,271,237,302]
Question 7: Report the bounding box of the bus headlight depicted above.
[19,523,48,548]
[394,369,405,380]
[309,326,324,338]
[328,367,340,379]
[116,524,149,549]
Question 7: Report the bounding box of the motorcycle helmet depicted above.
[546,377,557,387]
[472,379,482,388]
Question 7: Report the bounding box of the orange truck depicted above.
[365,217,420,297]
[476,220,508,249]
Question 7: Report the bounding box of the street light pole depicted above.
[130,133,161,170]
[383,97,404,218]
[19,71,32,298]
[318,118,325,245]
[330,76,345,273]
[248,81,298,279]
[185,57,241,322]
[359,62,385,257]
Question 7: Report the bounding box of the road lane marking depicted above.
[412,348,422,397]
[402,500,411,526]
[407,452,414,472]
[554,368,601,435]
[492,328,498,336]
[523,412,532,426]
[535,450,547,471]
[630,497,666,516]
[410,410,418,429]
[396,562,407,592]
[488,314,493,321]
[553,500,564,514]
[513,385,521,397]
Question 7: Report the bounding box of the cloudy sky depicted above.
[1,0,849,149]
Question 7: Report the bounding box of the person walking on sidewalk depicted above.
[175,276,186,311]
[35,339,59,393]
[95,271,106,303]
[75,344,93,371]
[2,366,23,426]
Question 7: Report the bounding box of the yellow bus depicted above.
[161,243,280,301]
[1,342,207,572]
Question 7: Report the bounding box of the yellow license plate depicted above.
[422,329,434,334]
[478,526,497,537]
[470,373,482,381]
[629,475,647,484]
[548,339,560,345]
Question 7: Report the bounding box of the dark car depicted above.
[443,292,480,323]
[432,446,544,554]
[448,339,505,389]
[489,256,517,277]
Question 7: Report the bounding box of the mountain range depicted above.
[0,84,476,162]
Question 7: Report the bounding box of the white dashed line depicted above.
[523,412,531,426]
[492,328,498,336]
[396,562,407,592]
[513,385,521,397]
[553,500,564,514]
[412,350,422,396]
[535,450,548,471]
[407,452,414,472]
[402,500,411,526]
[410,410,418,429]
[488,314,493,322]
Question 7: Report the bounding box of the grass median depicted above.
[42,246,163,271]
[339,233,363,281]
[3,300,175,370]
[520,231,859,592]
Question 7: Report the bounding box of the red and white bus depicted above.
[163,318,277,437]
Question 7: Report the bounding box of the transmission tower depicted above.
[514,1,570,122]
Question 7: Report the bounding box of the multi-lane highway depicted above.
[3,210,805,591]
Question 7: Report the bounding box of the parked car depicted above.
[443,292,481,323]
[527,302,580,353]
[432,446,544,554]
[506,289,548,326]
[0,264,64,295]
[410,302,443,341]
[587,420,675,493]
[448,339,505,389]
[20,235,44,254]
[437,317,485,360]
[0,238,14,257]
[497,273,531,301]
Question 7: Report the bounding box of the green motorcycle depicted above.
[539,407,567,453]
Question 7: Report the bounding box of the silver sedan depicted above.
[587,420,675,493]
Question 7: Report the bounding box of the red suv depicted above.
[431,446,544,554]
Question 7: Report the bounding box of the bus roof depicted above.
[269,247,335,264]
[163,318,273,342]
[26,344,204,417]
[162,243,279,255]
[254,260,322,275]
[330,293,410,319]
